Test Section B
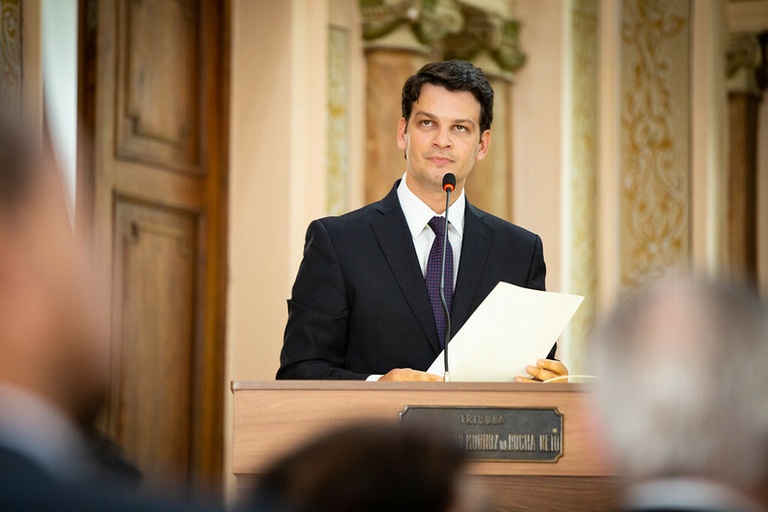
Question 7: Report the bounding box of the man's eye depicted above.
[454,125,468,132]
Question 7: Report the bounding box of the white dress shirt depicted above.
[396,173,464,286]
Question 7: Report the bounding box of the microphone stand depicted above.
[439,176,453,382]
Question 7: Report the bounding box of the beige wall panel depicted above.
[226,0,333,500]
[512,0,565,294]
[563,0,598,376]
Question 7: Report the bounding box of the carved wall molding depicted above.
[360,0,525,74]
[0,0,22,120]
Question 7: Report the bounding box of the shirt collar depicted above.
[397,173,465,239]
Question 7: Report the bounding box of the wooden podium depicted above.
[232,381,619,511]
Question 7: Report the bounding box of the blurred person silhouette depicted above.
[250,422,493,512]
[588,275,768,512]
[0,119,222,511]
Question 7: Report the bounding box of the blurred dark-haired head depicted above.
[250,422,484,512]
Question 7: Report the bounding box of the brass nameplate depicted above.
[399,406,563,462]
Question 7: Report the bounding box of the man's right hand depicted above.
[378,369,443,382]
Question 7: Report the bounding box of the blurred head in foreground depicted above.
[0,121,224,510]
[589,275,768,508]
[0,120,108,425]
[251,422,491,512]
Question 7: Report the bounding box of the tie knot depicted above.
[428,216,447,237]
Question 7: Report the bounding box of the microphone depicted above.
[440,173,455,382]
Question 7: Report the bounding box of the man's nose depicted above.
[433,127,452,148]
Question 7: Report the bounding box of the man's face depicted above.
[397,83,490,199]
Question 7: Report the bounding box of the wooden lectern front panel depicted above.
[231,381,620,511]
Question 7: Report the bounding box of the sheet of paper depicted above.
[427,282,583,381]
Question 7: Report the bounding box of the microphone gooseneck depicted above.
[440,173,455,382]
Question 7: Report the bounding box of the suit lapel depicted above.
[371,183,442,353]
[451,202,493,334]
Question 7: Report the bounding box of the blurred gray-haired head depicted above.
[588,275,768,488]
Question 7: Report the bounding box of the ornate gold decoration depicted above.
[359,0,525,73]
[620,0,690,291]
[1,0,22,119]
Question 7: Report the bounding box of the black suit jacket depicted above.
[277,181,548,380]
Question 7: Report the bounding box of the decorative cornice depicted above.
[359,0,525,73]
[726,31,768,96]
[442,3,525,73]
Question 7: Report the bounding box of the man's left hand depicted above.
[514,359,569,383]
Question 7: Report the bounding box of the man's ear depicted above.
[475,129,491,161]
[397,117,407,151]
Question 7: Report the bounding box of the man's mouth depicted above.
[427,156,453,164]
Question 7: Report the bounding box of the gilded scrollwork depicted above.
[359,0,525,73]
[620,0,690,290]
[1,0,22,118]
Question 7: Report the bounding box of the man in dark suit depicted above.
[278,60,568,382]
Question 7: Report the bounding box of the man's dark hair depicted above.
[401,60,494,135]
[251,422,468,512]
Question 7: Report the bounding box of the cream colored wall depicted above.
[226,0,331,500]
[511,0,565,296]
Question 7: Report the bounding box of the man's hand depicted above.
[514,359,569,383]
[378,368,443,382]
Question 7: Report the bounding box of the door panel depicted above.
[80,0,227,491]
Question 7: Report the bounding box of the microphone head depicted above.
[442,173,456,192]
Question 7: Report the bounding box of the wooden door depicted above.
[78,0,228,491]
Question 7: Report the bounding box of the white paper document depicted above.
[427,282,583,382]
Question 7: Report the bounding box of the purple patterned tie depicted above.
[426,216,453,349]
